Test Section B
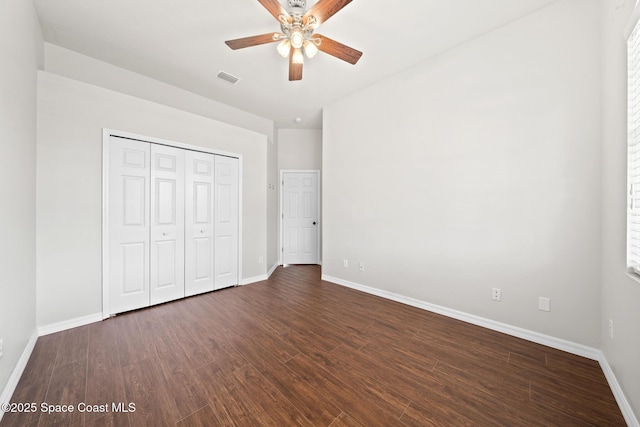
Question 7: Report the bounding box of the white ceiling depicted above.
[34,0,560,129]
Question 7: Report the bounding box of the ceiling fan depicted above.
[225,0,362,81]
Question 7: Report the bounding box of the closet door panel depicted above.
[108,137,151,314]
[185,151,215,296]
[214,156,239,289]
[150,144,185,305]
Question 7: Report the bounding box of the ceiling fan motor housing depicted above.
[288,0,306,14]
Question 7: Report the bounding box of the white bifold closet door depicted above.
[107,136,239,315]
[150,144,185,305]
[108,138,151,315]
[185,151,215,297]
[214,155,239,289]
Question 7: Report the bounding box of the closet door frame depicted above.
[101,129,243,319]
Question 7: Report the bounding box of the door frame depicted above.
[102,128,243,319]
[279,170,321,266]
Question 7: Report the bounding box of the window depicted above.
[628,17,640,274]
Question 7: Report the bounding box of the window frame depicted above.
[627,2,640,277]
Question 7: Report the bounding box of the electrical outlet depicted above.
[359,262,365,272]
[539,297,550,312]
[492,288,502,302]
[0,338,3,359]
[258,256,264,264]
[609,319,614,339]
[343,259,348,268]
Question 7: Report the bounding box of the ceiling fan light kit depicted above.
[225,0,363,81]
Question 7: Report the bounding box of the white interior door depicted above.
[150,144,185,305]
[214,156,239,289]
[282,171,319,265]
[185,151,215,297]
[108,137,151,314]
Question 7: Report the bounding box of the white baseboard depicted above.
[322,274,638,425]
[599,354,640,427]
[0,331,38,423]
[267,262,278,278]
[37,313,103,337]
[242,263,279,286]
[242,274,268,285]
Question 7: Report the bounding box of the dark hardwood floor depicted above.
[1,265,626,426]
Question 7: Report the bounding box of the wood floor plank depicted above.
[113,312,157,367]
[156,350,209,421]
[331,340,496,425]
[39,360,86,427]
[240,324,301,363]
[328,412,365,427]
[302,347,411,417]
[120,358,178,427]
[285,352,405,427]
[1,265,626,427]
[228,333,341,426]
[134,303,181,357]
[433,359,531,404]
[84,321,130,427]
[415,326,510,367]
[531,381,627,425]
[359,341,439,381]
[175,405,220,427]
[216,369,280,427]
[0,334,61,427]
[400,401,477,427]
[231,364,316,426]
[545,350,610,387]
[192,367,249,426]
[53,325,89,368]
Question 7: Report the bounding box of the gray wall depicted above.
[0,0,42,401]
[601,0,640,418]
[323,0,602,346]
[44,44,275,141]
[278,129,323,171]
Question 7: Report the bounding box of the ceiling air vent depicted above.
[216,70,240,85]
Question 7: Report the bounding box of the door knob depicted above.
[313,222,317,225]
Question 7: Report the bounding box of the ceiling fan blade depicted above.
[315,34,362,65]
[258,0,289,21]
[304,0,353,26]
[289,47,303,81]
[225,33,282,50]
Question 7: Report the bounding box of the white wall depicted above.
[44,43,275,141]
[601,0,640,418]
[0,0,42,400]
[278,129,323,171]
[267,133,279,271]
[36,72,268,327]
[323,0,602,346]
